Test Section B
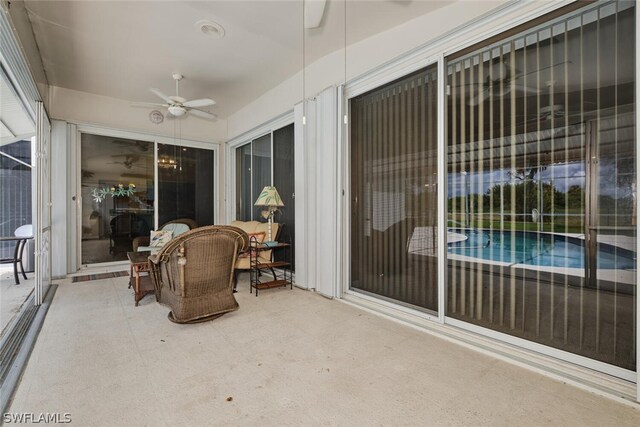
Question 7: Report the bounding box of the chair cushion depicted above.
[237,231,266,261]
[162,223,190,236]
[230,220,261,234]
[254,223,278,241]
[247,231,266,243]
[231,221,279,241]
[137,245,161,253]
[15,224,33,238]
[231,221,280,271]
[150,230,173,247]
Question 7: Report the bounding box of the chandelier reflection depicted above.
[158,156,177,169]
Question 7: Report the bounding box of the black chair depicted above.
[0,224,32,285]
[109,213,135,254]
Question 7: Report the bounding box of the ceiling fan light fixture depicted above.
[168,105,187,117]
[196,20,225,38]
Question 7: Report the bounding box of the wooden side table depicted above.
[249,241,293,296]
[127,251,155,306]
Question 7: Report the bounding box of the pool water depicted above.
[447,229,636,270]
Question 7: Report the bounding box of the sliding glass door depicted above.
[157,144,215,227]
[350,65,439,312]
[446,1,635,370]
[80,135,154,264]
[0,109,35,332]
[236,135,271,221]
[80,135,216,265]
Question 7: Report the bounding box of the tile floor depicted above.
[7,274,640,426]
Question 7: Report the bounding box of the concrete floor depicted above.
[7,274,640,426]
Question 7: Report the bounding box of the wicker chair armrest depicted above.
[148,253,161,265]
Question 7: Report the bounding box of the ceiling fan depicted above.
[131,74,217,121]
[462,59,572,106]
[109,154,142,169]
[467,59,539,106]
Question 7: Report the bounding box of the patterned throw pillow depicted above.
[238,232,266,259]
[248,231,266,243]
[149,230,173,247]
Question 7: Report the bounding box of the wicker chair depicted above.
[148,225,249,323]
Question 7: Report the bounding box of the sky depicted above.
[447,160,630,199]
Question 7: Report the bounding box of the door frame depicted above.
[34,101,51,305]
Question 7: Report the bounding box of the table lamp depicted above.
[254,186,284,243]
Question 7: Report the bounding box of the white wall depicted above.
[227,0,507,138]
[48,86,227,144]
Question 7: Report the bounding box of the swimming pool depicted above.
[447,229,636,270]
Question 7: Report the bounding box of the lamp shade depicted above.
[254,186,284,207]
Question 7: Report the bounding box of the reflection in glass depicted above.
[236,144,252,221]
[81,135,154,264]
[350,65,439,311]
[235,134,272,222]
[0,139,35,334]
[273,124,295,268]
[252,134,272,220]
[446,1,635,370]
[157,144,214,226]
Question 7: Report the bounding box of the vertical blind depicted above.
[350,65,439,311]
[446,0,636,370]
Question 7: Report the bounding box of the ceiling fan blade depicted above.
[149,88,172,103]
[517,60,573,79]
[131,102,167,109]
[188,109,217,121]
[513,84,539,95]
[183,98,216,108]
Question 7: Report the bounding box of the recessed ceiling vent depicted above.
[196,20,225,38]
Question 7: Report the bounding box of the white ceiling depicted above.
[24,0,450,119]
